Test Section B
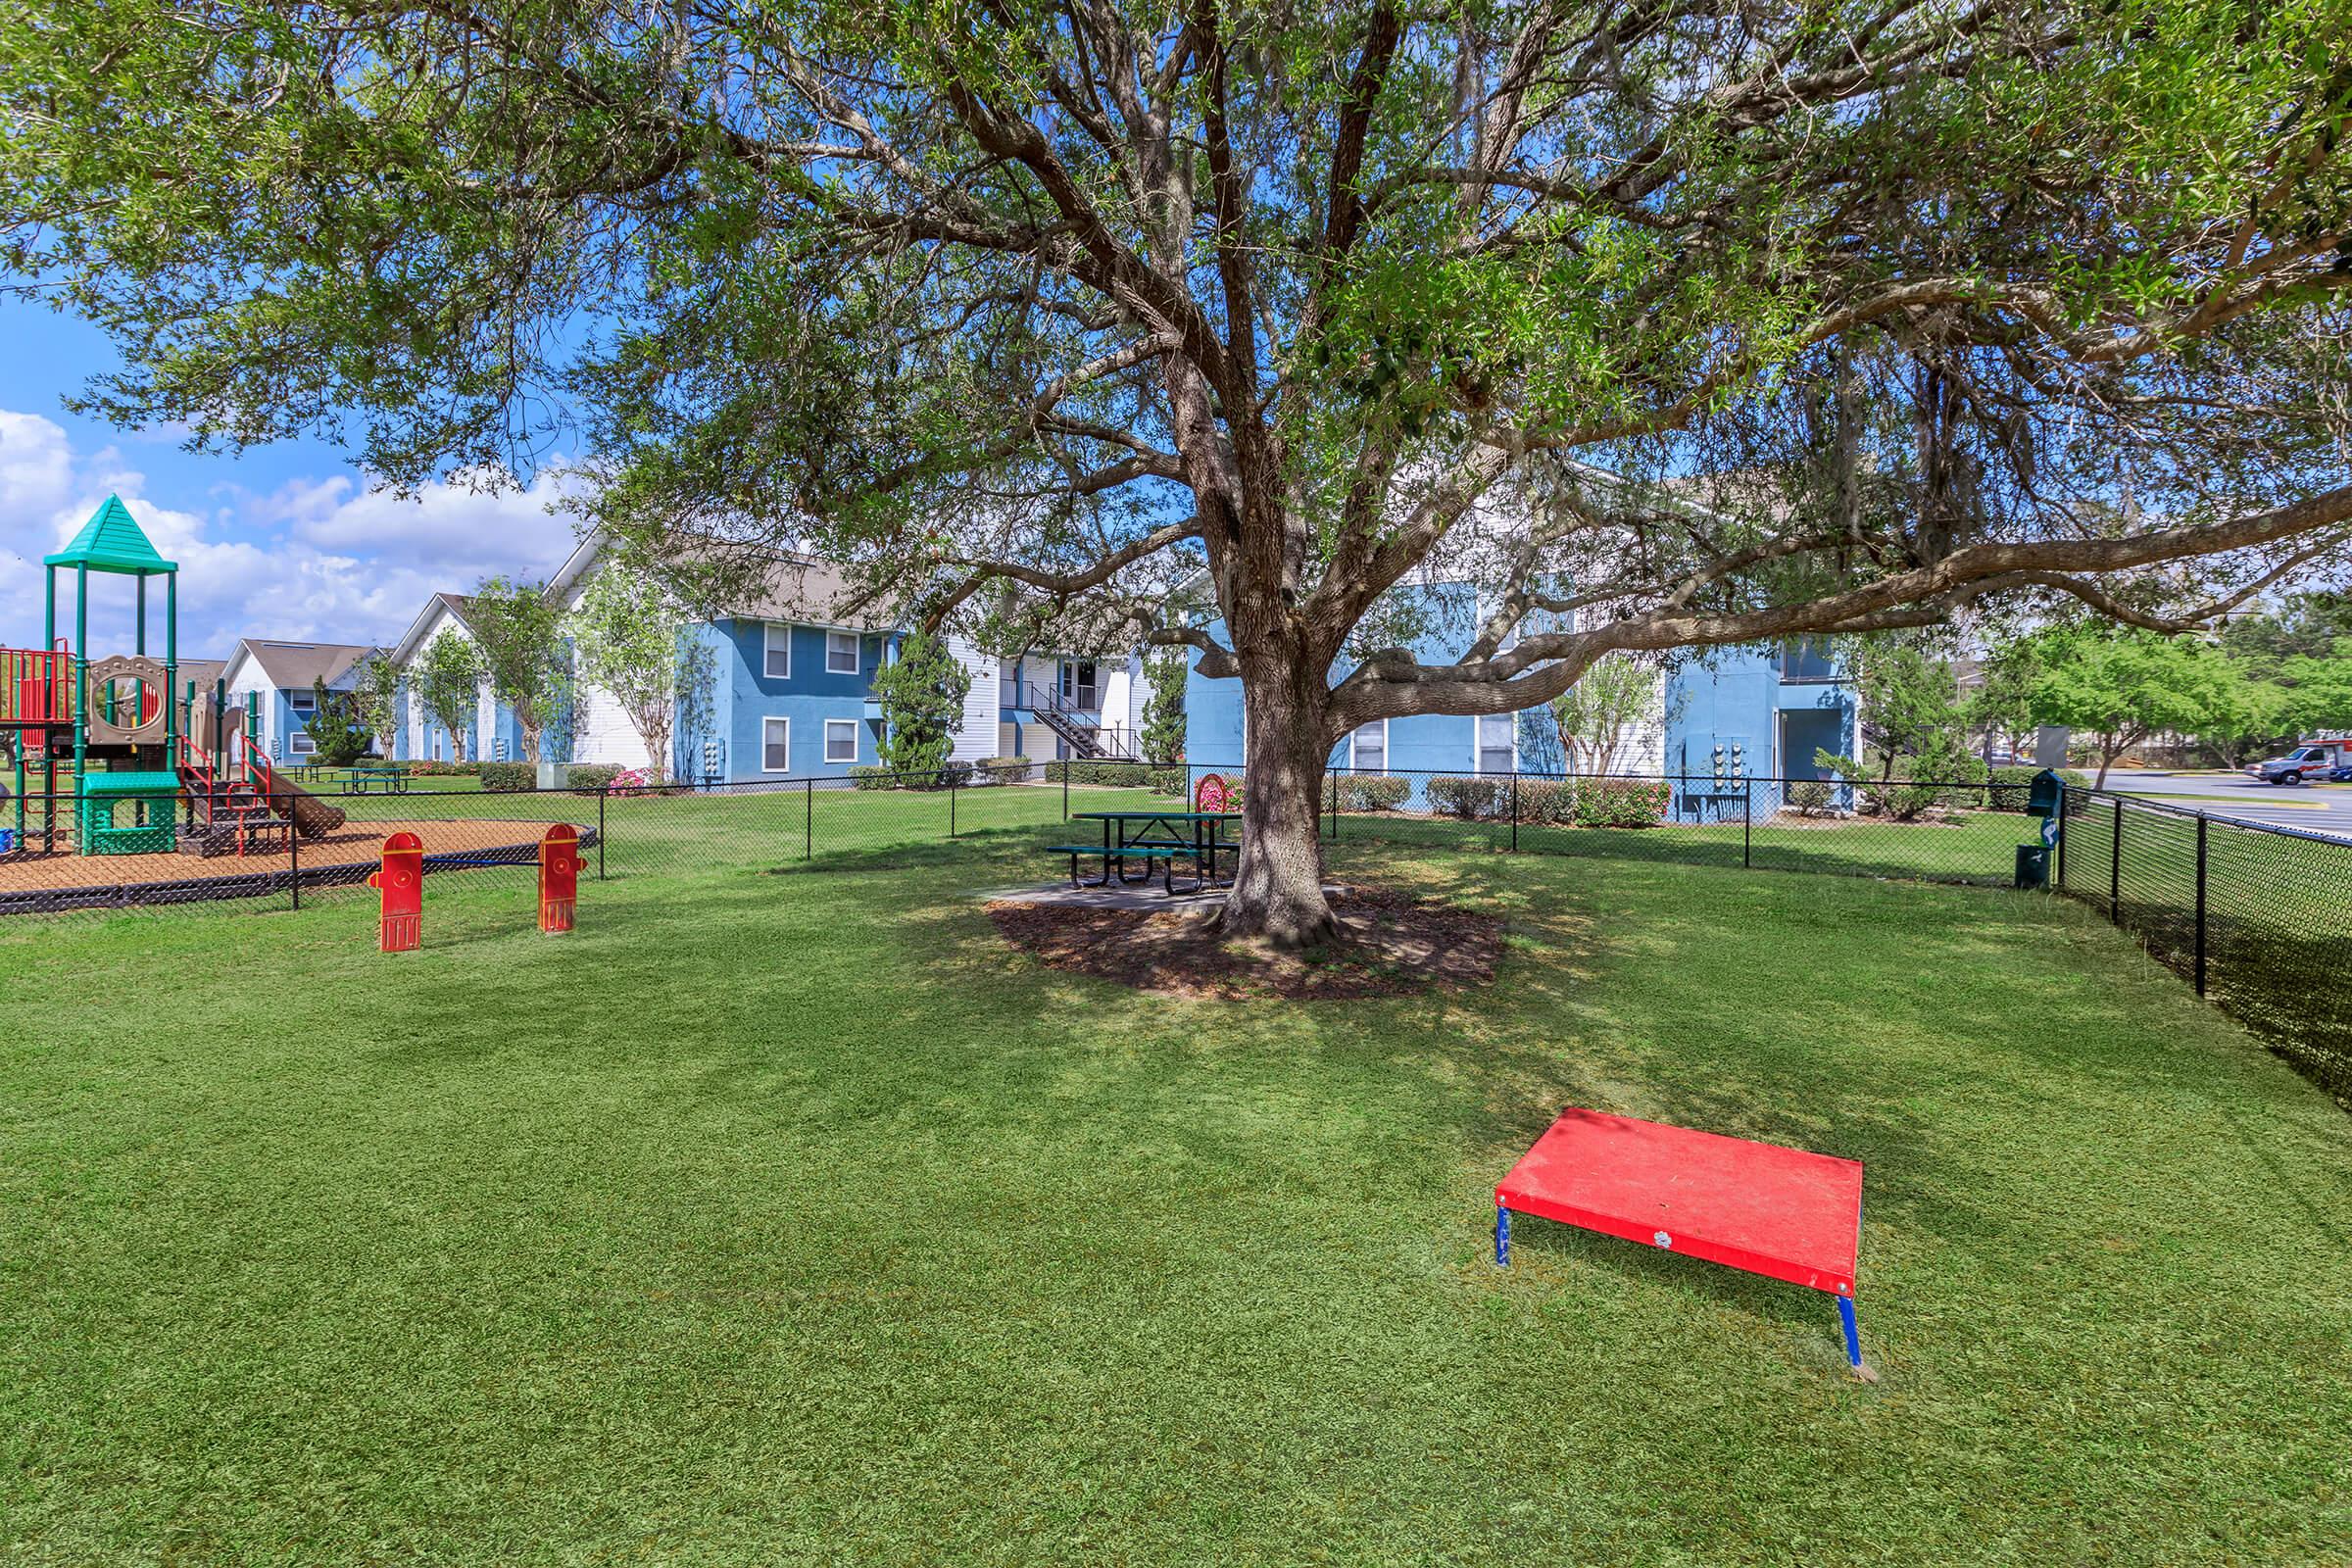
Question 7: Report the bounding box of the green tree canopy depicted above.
[408,634,485,763]
[302,677,375,766]
[8,0,2351,942]
[564,558,706,782]
[1840,633,1966,780]
[2022,629,2253,786]
[870,633,972,778]
[465,578,569,764]
[2276,643,2352,734]
[1140,655,1188,766]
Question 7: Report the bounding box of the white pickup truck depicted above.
[2247,742,2349,784]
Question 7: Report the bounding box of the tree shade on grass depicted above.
[1,840,2346,1564]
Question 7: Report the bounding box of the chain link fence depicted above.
[0,763,1112,925]
[6,757,2344,1105]
[2058,787,2351,1103]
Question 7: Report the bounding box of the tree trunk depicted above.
[1211,668,1338,949]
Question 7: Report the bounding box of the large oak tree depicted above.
[6,0,2351,942]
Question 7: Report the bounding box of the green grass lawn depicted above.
[3,827,2346,1565]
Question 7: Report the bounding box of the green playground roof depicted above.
[78,771,182,797]
[44,495,177,575]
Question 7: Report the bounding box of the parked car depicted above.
[2248,743,2347,784]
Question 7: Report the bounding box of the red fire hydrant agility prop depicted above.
[539,823,582,933]
[368,831,424,953]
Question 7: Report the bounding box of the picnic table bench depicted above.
[1055,809,1242,895]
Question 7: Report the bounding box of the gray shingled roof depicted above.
[235,639,380,691]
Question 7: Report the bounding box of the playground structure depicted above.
[0,494,352,862]
[0,495,586,915]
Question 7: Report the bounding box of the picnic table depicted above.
[1053,808,1242,894]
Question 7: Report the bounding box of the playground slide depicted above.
[270,774,348,839]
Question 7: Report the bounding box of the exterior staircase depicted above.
[1020,681,1139,761]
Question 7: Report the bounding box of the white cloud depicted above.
[0,410,587,660]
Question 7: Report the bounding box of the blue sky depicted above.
[1,300,583,662]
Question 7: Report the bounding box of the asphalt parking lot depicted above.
[2106,768,2352,840]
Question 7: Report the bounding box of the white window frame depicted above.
[288,730,317,755]
[825,629,859,675]
[287,688,316,712]
[763,621,792,680]
[824,718,858,764]
[761,715,791,773]
[1348,718,1389,773]
[1473,712,1517,775]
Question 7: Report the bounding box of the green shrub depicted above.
[1786,778,1834,814]
[1045,760,1159,787]
[403,760,480,777]
[477,761,534,792]
[1510,777,1576,824]
[1574,778,1670,827]
[1148,766,1190,797]
[975,756,1030,782]
[1426,775,1506,818]
[566,764,621,792]
[1335,774,1410,812]
[848,765,897,790]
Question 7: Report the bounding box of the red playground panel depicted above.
[1494,1107,1869,1375]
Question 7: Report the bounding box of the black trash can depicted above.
[2014,843,2049,890]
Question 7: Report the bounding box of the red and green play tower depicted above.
[2,495,181,854]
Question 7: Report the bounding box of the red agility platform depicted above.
[1494,1107,1869,1374]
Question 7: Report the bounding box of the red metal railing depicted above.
[2,643,73,726]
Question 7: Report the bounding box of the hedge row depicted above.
[1419,775,1671,827]
[476,761,629,792]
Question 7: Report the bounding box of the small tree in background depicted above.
[871,632,971,779]
[565,562,704,782]
[1140,655,1187,765]
[1842,633,1967,782]
[2024,630,2251,788]
[349,654,401,751]
[302,676,375,765]
[466,577,569,763]
[408,634,484,762]
[1548,658,1656,777]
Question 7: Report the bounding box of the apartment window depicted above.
[826,630,859,675]
[1476,713,1515,775]
[824,718,858,764]
[1778,638,1836,683]
[288,688,315,711]
[762,716,790,772]
[288,731,317,755]
[763,622,792,679]
[1351,721,1387,773]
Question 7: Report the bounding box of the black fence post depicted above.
[1510,770,1520,853]
[289,809,300,911]
[804,778,813,860]
[1743,776,1753,869]
[1061,763,1069,820]
[2194,813,2208,998]
[950,774,957,839]
[2109,797,2123,923]
[597,788,607,881]
[2054,783,2068,889]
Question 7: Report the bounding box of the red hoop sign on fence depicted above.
[1194,773,1231,814]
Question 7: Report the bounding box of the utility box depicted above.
[2015,843,2050,890]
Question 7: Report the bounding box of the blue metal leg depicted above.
[1838,1295,1862,1371]
[1495,1205,1510,1266]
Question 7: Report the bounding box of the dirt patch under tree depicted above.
[985,883,1501,1000]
